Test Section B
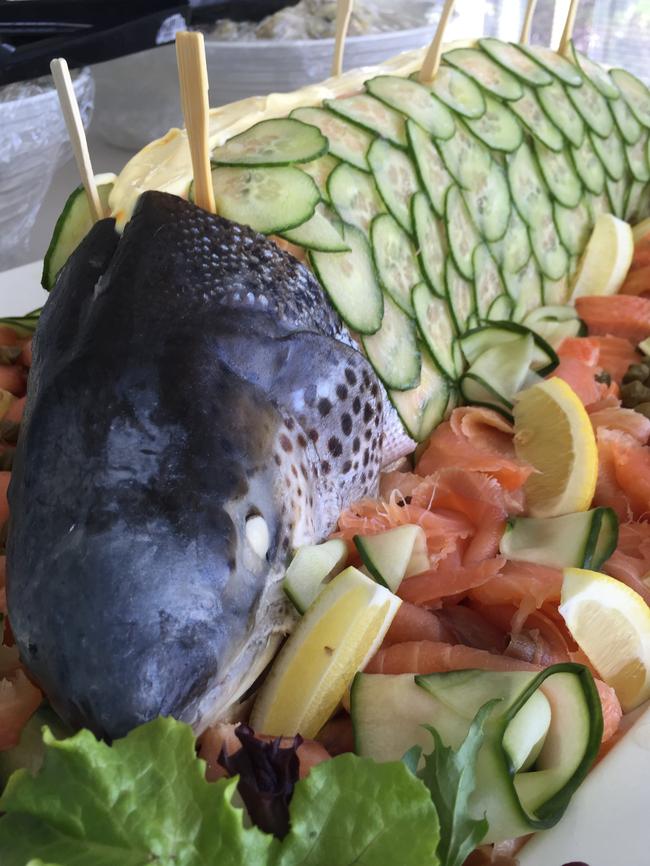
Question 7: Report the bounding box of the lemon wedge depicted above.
[560,567,650,711]
[571,213,634,299]
[250,566,400,738]
[513,377,598,518]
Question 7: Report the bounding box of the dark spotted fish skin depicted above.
[7,192,384,739]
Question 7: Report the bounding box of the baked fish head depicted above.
[6,192,385,739]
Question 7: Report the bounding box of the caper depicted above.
[622,363,650,384]
[621,380,650,407]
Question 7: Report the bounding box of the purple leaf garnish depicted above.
[218,723,302,838]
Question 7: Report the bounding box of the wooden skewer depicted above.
[176,31,216,214]
[419,0,457,85]
[520,0,538,45]
[558,0,580,57]
[332,0,354,77]
[50,58,103,222]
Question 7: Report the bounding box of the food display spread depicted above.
[1,26,650,866]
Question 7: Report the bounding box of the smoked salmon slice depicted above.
[335,491,473,566]
[575,294,650,344]
[382,601,456,646]
[589,404,650,443]
[409,469,511,562]
[468,561,564,633]
[551,337,613,407]
[398,557,505,607]
[416,407,532,491]
[365,640,622,741]
[589,335,642,385]
[603,521,650,605]
[594,428,650,521]
[436,603,507,653]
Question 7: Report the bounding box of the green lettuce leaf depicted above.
[278,753,439,866]
[0,717,440,866]
[417,702,496,866]
[0,717,276,866]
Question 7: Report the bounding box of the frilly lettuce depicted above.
[0,717,440,866]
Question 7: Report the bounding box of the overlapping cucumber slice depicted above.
[500,507,618,570]
[351,664,603,843]
[459,321,558,416]
[42,173,116,291]
[45,38,650,435]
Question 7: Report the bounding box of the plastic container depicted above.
[91,24,434,151]
[0,68,94,271]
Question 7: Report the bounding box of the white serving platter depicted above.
[2,261,649,866]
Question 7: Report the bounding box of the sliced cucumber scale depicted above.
[478,38,553,87]
[281,204,349,252]
[446,185,481,280]
[310,224,383,335]
[444,47,524,101]
[570,42,620,100]
[362,293,421,391]
[389,345,450,442]
[412,281,461,380]
[567,73,614,138]
[510,85,564,152]
[464,95,523,153]
[211,165,319,234]
[326,92,407,148]
[412,191,447,297]
[426,64,487,119]
[610,68,650,127]
[371,214,420,317]
[368,138,421,233]
[537,79,585,149]
[406,120,452,221]
[42,173,115,291]
[328,162,385,234]
[366,75,454,140]
[500,508,619,570]
[517,44,583,88]
[211,118,327,167]
[290,106,375,171]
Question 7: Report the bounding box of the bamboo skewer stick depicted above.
[419,0,456,85]
[332,0,354,77]
[558,0,580,56]
[50,58,103,223]
[520,0,538,45]
[176,31,216,214]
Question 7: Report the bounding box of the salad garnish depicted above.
[404,702,494,866]
[0,717,443,866]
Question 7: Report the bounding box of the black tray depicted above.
[0,0,299,86]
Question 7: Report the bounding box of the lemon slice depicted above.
[560,567,650,711]
[250,566,400,738]
[571,213,634,299]
[513,377,598,518]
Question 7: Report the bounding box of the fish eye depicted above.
[245,512,270,559]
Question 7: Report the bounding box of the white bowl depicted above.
[0,68,94,271]
[91,25,433,151]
